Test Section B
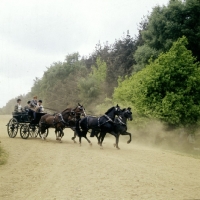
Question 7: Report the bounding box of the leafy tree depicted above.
[135,0,200,68]
[77,34,139,99]
[134,44,159,72]
[28,53,88,111]
[78,57,107,107]
[113,36,200,126]
[107,34,136,79]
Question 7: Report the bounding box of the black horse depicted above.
[93,107,133,149]
[75,104,121,147]
[112,107,133,148]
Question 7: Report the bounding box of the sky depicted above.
[0,0,169,108]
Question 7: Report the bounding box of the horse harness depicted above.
[53,110,78,127]
[115,116,126,127]
[100,114,115,125]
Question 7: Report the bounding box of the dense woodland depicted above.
[1,0,200,132]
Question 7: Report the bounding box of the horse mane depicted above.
[105,106,115,114]
[61,104,84,114]
[61,105,80,114]
[61,108,72,114]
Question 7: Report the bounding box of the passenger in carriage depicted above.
[29,96,38,122]
[24,101,31,112]
[24,100,33,120]
[36,100,44,113]
[14,99,24,113]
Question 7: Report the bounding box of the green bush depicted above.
[114,36,200,126]
[0,144,8,165]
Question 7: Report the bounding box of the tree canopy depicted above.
[134,0,200,71]
[113,36,200,126]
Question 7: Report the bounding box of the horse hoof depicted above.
[113,144,116,147]
[117,147,120,150]
[127,141,131,144]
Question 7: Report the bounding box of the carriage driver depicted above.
[30,96,38,109]
[29,96,38,120]
[14,98,24,113]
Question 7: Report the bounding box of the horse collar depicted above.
[117,117,126,126]
[58,113,68,124]
[104,114,114,122]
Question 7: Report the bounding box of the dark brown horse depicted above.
[39,103,86,141]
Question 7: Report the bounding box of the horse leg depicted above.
[107,131,120,149]
[78,130,89,146]
[99,132,106,149]
[42,128,47,140]
[83,136,92,145]
[114,133,120,150]
[60,128,64,140]
[71,129,77,143]
[96,134,100,145]
[57,128,64,142]
[79,135,82,146]
[120,131,132,144]
[94,130,100,145]
[55,129,59,140]
[40,125,46,140]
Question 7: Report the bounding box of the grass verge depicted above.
[0,142,8,165]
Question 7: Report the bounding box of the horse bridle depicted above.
[73,105,86,117]
[54,108,81,125]
[124,108,132,121]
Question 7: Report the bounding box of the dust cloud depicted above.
[117,119,200,157]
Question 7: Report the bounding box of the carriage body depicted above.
[7,111,48,139]
[12,112,31,123]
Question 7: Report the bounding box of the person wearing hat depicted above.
[14,99,24,112]
[37,100,44,113]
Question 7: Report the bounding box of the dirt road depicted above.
[1,115,200,200]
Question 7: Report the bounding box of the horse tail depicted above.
[75,118,82,137]
[75,117,90,137]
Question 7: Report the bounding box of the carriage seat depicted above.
[12,112,31,122]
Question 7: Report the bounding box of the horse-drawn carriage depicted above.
[6,103,133,149]
[6,111,48,139]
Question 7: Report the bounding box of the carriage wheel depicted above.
[7,118,18,138]
[20,124,30,139]
[29,125,39,138]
